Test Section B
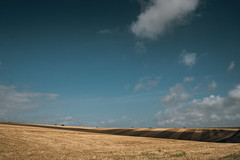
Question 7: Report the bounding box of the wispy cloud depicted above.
[179,51,197,67]
[134,41,147,54]
[183,77,195,83]
[208,80,217,91]
[97,27,119,35]
[228,61,235,71]
[131,0,200,39]
[57,116,73,125]
[162,83,191,106]
[0,85,58,121]
[98,29,112,34]
[99,116,149,128]
[156,84,240,127]
[134,75,161,92]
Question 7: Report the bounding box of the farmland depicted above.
[0,122,240,160]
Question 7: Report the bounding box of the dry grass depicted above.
[0,123,240,160]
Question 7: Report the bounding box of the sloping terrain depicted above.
[1,122,239,143]
[0,123,240,160]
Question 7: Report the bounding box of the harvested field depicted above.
[0,122,240,160]
[1,122,239,143]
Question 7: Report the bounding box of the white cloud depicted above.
[0,85,58,121]
[131,0,200,39]
[156,85,240,127]
[228,61,235,71]
[228,84,240,99]
[208,80,217,91]
[134,75,161,92]
[57,116,73,125]
[179,51,197,67]
[183,77,195,82]
[190,95,224,109]
[162,83,191,106]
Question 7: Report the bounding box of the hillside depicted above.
[1,122,239,143]
[0,122,240,159]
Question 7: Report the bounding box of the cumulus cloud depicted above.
[134,75,161,92]
[179,51,197,67]
[162,83,191,106]
[131,0,200,39]
[208,80,217,91]
[0,85,58,121]
[156,85,240,127]
[183,77,195,82]
[228,61,235,71]
[228,85,240,99]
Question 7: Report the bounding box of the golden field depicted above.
[0,122,240,160]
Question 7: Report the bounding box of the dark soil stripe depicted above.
[155,130,176,138]
[178,129,195,140]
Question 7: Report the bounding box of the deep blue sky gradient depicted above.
[0,0,240,127]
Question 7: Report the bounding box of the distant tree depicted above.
[61,124,64,126]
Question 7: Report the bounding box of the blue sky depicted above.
[0,0,240,128]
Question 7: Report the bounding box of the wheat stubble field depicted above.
[0,123,240,160]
